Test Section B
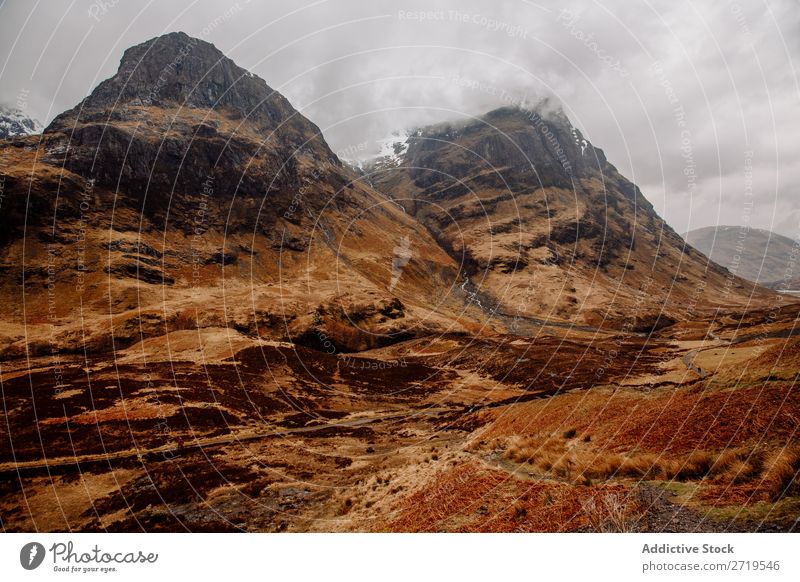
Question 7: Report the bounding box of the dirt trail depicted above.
[682,349,709,378]
[678,323,796,377]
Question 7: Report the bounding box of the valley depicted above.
[2,304,798,532]
[0,31,798,533]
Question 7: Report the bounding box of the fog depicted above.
[1,0,798,236]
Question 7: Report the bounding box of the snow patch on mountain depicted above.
[341,129,418,173]
[374,129,411,166]
[0,106,43,139]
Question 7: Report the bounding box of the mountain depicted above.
[684,225,798,288]
[0,32,772,357]
[2,32,799,534]
[0,32,461,357]
[0,32,776,355]
[365,104,771,329]
[0,105,42,138]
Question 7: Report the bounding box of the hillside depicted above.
[0,32,463,358]
[684,225,798,288]
[366,105,773,329]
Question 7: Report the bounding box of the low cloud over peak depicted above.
[1,0,797,237]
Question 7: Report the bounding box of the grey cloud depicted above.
[0,0,797,237]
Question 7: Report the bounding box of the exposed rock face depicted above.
[48,32,304,131]
[43,32,337,219]
[406,105,607,191]
[368,104,770,324]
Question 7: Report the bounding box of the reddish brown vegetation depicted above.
[482,382,799,455]
[384,462,640,532]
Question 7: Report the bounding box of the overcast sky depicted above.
[1,0,798,237]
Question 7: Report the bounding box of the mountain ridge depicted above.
[0,31,779,360]
[365,104,772,327]
[684,225,799,287]
[0,32,465,358]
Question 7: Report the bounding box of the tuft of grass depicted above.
[618,454,663,480]
[168,308,197,331]
[670,450,715,481]
[502,435,800,500]
[583,454,622,480]
[762,447,800,501]
[581,493,639,532]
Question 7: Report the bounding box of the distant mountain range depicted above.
[684,226,799,289]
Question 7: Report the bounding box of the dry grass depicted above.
[761,447,800,501]
[168,308,197,332]
[482,383,800,456]
[673,450,716,480]
[503,434,800,503]
[581,492,640,532]
[383,461,640,532]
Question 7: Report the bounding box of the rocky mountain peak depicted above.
[38,32,340,211]
[47,31,296,131]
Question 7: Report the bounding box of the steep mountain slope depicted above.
[684,225,798,287]
[367,104,773,328]
[0,105,42,139]
[0,32,461,357]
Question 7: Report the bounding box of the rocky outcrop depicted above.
[42,32,339,222]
